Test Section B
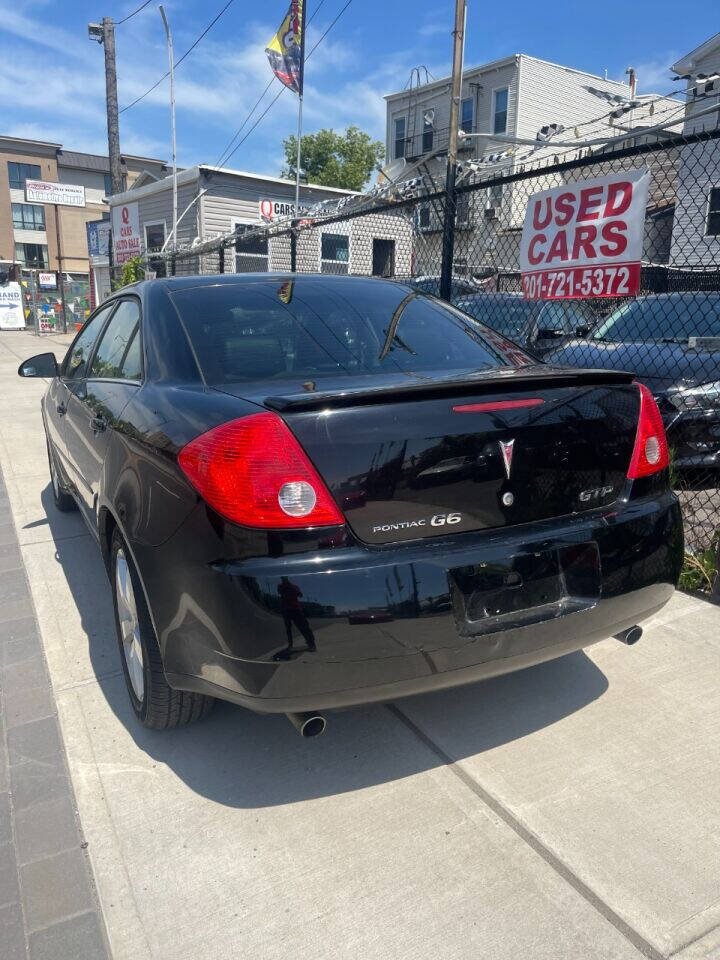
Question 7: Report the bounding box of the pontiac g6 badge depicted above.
[499,439,515,479]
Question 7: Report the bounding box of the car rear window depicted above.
[168,278,534,385]
[593,294,720,342]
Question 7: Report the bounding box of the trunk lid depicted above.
[217,369,640,545]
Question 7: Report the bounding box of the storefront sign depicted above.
[86,219,111,261]
[38,272,57,289]
[0,283,25,330]
[25,179,86,207]
[520,170,649,299]
[258,197,310,222]
[111,202,142,264]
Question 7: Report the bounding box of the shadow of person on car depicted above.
[40,483,609,810]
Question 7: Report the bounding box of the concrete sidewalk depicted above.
[0,327,719,960]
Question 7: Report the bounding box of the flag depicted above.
[265,0,305,95]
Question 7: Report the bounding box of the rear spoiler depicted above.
[264,366,635,412]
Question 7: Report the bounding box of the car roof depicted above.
[120,273,418,294]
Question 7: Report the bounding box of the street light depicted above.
[159,5,178,256]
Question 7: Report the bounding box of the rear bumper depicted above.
[148,490,684,713]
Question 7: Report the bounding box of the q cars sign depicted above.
[520,170,649,299]
[258,198,310,222]
[111,202,141,265]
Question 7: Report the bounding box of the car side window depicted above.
[89,299,142,381]
[120,327,142,380]
[62,304,115,380]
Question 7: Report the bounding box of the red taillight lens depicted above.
[178,412,344,528]
[627,383,669,479]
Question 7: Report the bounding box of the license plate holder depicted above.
[450,541,601,637]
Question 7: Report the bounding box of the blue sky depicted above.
[0,0,711,177]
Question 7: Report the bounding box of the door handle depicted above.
[56,403,66,416]
[91,415,107,433]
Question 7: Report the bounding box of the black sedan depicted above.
[19,275,682,736]
[544,293,720,467]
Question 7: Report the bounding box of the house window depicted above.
[422,111,434,153]
[14,242,48,268]
[8,162,41,191]
[235,223,269,272]
[394,117,406,160]
[488,183,503,209]
[493,88,508,135]
[418,205,431,229]
[706,187,720,236]
[460,98,474,133]
[104,173,113,196]
[456,192,470,225]
[320,233,349,274]
[144,223,167,278]
[12,203,45,231]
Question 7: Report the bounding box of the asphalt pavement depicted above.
[0,327,719,960]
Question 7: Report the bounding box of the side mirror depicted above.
[574,325,591,337]
[18,353,58,378]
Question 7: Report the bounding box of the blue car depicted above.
[544,293,720,468]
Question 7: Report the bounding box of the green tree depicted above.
[283,125,385,192]
[113,256,145,290]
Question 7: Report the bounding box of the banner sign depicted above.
[265,0,305,95]
[258,198,310,222]
[38,272,57,289]
[86,219,111,261]
[25,180,86,207]
[520,170,649,299]
[111,202,142,264]
[0,283,25,330]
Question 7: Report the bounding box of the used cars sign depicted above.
[520,170,649,299]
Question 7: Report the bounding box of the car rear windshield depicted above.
[592,294,720,342]
[168,278,534,384]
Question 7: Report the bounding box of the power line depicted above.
[114,0,153,25]
[119,0,234,114]
[219,0,353,168]
[214,0,328,168]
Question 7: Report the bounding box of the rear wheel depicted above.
[110,529,215,729]
[47,440,76,512]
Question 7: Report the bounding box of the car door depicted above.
[64,298,143,521]
[51,303,116,482]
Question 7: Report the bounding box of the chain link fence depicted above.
[130,129,720,581]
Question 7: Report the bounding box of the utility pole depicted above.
[439,0,467,302]
[159,6,178,253]
[89,19,123,196]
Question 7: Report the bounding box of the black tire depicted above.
[47,439,77,512]
[110,528,215,729]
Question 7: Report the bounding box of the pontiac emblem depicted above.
[499,439,515,479]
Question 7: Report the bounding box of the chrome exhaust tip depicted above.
[286,712,326,738]
[614,625,643,645]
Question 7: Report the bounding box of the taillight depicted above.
[178,412,344,528]
[627,383,669,479]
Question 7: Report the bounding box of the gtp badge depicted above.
[499,439,515,479]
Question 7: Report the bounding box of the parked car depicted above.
[456,293,599,356]
[544,293,720,468]
[409,275,483,298]
[19,275,682,736]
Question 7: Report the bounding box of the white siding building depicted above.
[669,33,720,267]
[108,166,412,279]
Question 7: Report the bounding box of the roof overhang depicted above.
[672,32,720,74]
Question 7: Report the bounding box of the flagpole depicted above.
[294,0,307,223]
[294,94,303,219]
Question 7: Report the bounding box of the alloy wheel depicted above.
[115,548,145,701]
